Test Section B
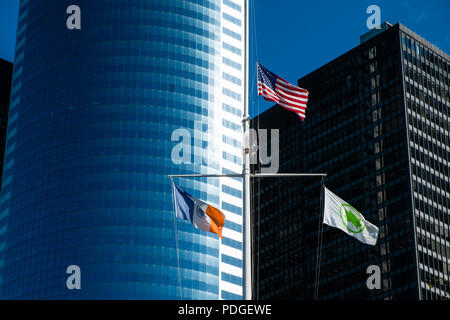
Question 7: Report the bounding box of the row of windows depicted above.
[413,176,449,211]
[416,218,450,246]
[221,290,242,300]
[84,14,222,42]
[223,0,241,12]
[419,253,450,280]
[222,185,242,199]
[46,63,214,89]
[223,12,241,27]
[410,141,448,170]
[178,0,220,12]
[221,272,242,286]
[222,201,242,215]
[111,3,221,27]
[222,103,242,117]
[420,277,450,300]
[223,57,242,71]
[412,163,449,199]
[411,159,448,191]
[222,27,241,41]
[412,165,449,194]
[222,135,241,149]
[19,0,28,9]
[222,119,241,132]
[221,168,242,183]
[106,33,218,56]
[404,64,448,98]
[406,85,447,117]
[404,55,449,88]
[222,236,242,250]
[222,151,242,165]
[222,87,242,102]
[407,100,448,134]
[222,42,241,56]
[17,8,28,23]
[414,193,449,220]
[22,33,218,76]
[222,72,242,86]
[27,78,213,104]
[225,220,242,233]
[410,130,450,163]
[221,254,242,268]
[418,248,449,281]
[10,100,212,127]
[1,247,220,279]
[2,161,220,192]
[402,33,449,75]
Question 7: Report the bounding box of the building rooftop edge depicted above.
[398,22,450,61]
[296,22,448,85]
[253,22,449,120]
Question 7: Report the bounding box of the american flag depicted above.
[257,63,309,119]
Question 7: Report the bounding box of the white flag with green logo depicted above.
[323,187,379,246]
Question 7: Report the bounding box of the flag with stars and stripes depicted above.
[257,63,309,119]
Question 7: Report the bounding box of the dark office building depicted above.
[251,22,449,300]
[0,59,13,190]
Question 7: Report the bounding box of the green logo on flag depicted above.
[339,204,366,233]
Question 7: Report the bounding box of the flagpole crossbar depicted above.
[251,173,327,178]
[168,174,242,178]
[169,172,327,301]
[168,173,327,179]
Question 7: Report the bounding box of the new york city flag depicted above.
[172,183,225,239]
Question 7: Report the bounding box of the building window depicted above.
[223,57,242,71]
[223,72,242,86]
[222,151,242,165]
[222,254,243,267]
[223,42,242,56]
[223,135,241,148]
[369,46,377,59]
[222,201,242,215]
[222,236,242,249]
[223,12,241,27]
[223,27,242,41]
[223,87,242,101]
[222,184,242,198]
[222,119,241,132]
[223,0,241,12]
[222,103,242,117]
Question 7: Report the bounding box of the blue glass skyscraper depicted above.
[0,0,246,299]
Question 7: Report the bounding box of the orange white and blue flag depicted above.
[172,183,225,239]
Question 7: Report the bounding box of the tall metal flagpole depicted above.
[243,0,252,301]
[169,0,327,302]
[314,177,326,300]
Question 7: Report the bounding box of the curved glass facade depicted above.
[0,0,245,299]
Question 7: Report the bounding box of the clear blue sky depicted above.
[249,0,449,117]
[0,0,19,62]
[1,0,449,117]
